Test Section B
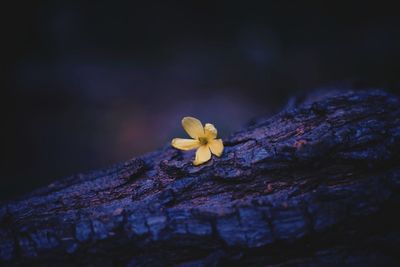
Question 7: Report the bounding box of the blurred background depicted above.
[2,1,400,201]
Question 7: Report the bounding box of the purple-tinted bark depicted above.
[1,90,399,266]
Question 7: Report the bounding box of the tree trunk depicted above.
[1,90,399,266]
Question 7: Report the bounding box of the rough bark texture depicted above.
[1,90,400,266]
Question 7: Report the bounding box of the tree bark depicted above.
[1,90,400,266]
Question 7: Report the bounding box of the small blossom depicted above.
[171,117,224,165]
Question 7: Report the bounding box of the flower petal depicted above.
[209,139,224,157]
[193,145,211,165]
[204,123,217,139]
[171,138,200,151]
[182,117,204,139]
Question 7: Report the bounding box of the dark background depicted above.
[2,1,400,201]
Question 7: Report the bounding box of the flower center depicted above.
[198,137,208,145]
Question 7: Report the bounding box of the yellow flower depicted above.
[171,117,224,165]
